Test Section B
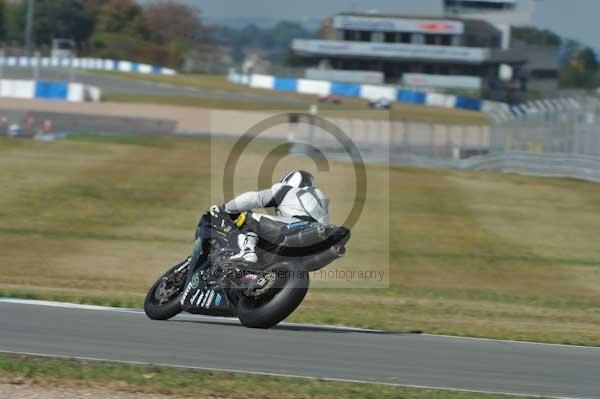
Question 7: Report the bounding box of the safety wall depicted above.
[0,79,101,102]
[229,71,485,112]
[0,56,176,76]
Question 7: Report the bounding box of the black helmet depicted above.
[280,170,316,188]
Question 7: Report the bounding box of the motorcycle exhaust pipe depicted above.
[298,244,347,272]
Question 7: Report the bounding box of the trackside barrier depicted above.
[485,97,588,123]
[0,79,101,102]
[0,56,176,76]
[228,71,490,112]
[390,152,600,183]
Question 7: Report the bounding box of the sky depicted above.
[167,0,600,49]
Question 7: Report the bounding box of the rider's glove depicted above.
[209,204,222,217]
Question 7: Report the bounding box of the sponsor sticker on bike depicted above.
[191,273,200,289]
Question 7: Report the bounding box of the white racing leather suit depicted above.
[224,183,329,262]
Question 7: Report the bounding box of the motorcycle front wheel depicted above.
[237,262,309,329]
[144,260,188,320]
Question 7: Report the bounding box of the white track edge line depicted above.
[0,349,585,399]
[0,298,382,333]
[2,298,599,350]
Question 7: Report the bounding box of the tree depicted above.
[143,1,204,46]
[214,21,317,63]
[32,0,94,46]
[90,0,149,59]
[4,1,27,44]
[83,0,111,16]
[559,39,582,67]
[1,0,92,46]
[578,47,598,73]
[511,27,561,47]
[0,0,6,41]
[94,0,145,39]
[560,47,600,89]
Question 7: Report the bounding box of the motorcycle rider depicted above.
[209,170,329,264]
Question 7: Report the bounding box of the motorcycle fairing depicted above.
[180,213,241,315]
[179,210,350,315]
[180,269,234,314]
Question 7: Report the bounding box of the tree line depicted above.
[0,0,596,89]
[511,26,599,89]
[0,0,316,70]
[0,0,210,68]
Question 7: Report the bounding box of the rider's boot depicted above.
[230,232,258,263]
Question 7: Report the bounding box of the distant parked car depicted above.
[318,94,342,105]
[369,98,391,110]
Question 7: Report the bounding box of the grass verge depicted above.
[1,134,600,346]
[0,354,546,399]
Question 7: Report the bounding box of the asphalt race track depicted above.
[1,299,599,399]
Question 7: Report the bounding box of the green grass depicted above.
[97,71,489,125]
[66,134,186,147]
[0,354,547,399]
[1,135,600,346]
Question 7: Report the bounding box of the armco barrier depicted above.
[228,72,485,112]
[0,79,101,102]
[0,56,176,76]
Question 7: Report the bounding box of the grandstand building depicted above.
[291,1,557,101]
[444,0,535,49]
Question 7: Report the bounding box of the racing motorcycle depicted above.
[144,209,350,329]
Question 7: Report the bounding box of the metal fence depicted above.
[489,96,600,156]
[291,114,490,164]
[292,97,600,182]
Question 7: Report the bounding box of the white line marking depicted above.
[0,299,145,315]
[204,290,215,309]
[190,290,200,305]
[200,289,211,308]
[0,298,385,332]
[0,349,586,399]
[1,298,599,349]
[419,333,600,350]
[196,292,205,307]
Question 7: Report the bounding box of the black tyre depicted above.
[237,262,309,329]
[144,262,188,320]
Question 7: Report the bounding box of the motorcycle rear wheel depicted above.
[237,262,309,329]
